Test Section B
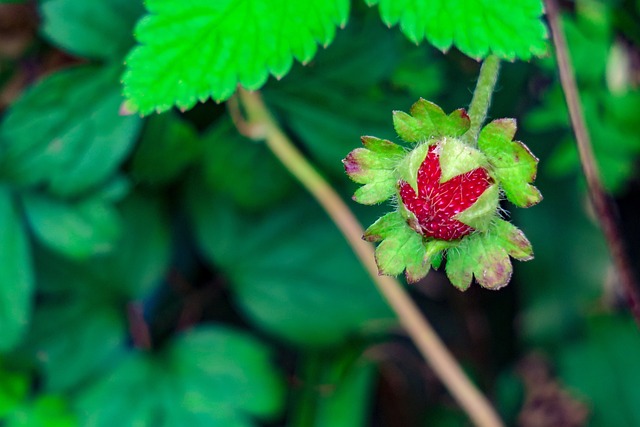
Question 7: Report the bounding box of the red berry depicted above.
[399,145,492,241]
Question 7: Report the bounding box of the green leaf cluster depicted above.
[122,0,549,114]
[75,327,284,427]
[0,0,144,352]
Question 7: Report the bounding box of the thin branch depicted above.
[235,88,504,427]
[545,0,640,325]
[466,55,501,145]
[127,303,152,350]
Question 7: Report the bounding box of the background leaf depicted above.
[188,182,393,347]
[0,65,141,197]
[197,117,295,210]
[0,366,29,417]
[5,395,76,427]
[75,326,284,427]
[557,315,640,427]
[21,191,121,259]
[0,186,33,352]
[525,6,640,194]
[19,294,126,393]
[131,112,201,186]
[290,348,376,427]
[39,0,144,60]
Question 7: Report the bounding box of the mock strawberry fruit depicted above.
[343,98,541,290]
[398,145,493,241]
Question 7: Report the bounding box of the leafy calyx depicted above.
[344,98,541,289]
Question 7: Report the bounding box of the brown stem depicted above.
[127,303,152,350]
[234,89,504,427]
[545,0,640,325]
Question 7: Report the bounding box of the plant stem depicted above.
[545,0,640,326]
[235,88,504,427]
[127,303,151,350]
[466,55,501,145]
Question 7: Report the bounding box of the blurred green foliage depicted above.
[0,0,639,426]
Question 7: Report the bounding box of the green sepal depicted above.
[438,137,489,182]
[453,184,500,231]
[364,212,451,283]
[343,136,405,204]
[478,119,542,207]
[363,211,403,243]
[396,142,431,193]
[392,98,470,144]
[445,219,533,290]
[431,251,443,270]
[364,212,427,281]
[424,239,453,267]
[492,218,534,261]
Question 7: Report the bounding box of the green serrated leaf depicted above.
[478,119,542,207]
[21,191,121,259]
[123,0,350,114]
[0,186,33,352]
[438,137,488,182]
[40,0,145,60]
[366,0,548,60]
[0,65,141,197]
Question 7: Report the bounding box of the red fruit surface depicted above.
[399,145,492,241]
